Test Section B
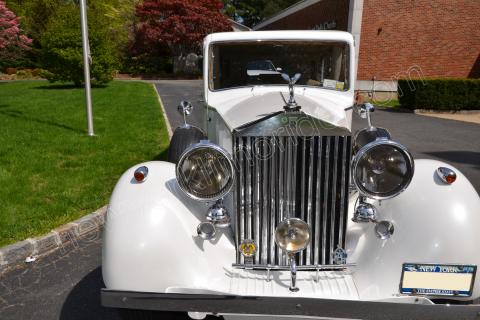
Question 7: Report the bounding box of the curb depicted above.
[0,205,107,274]
[414,109,480,115]
[152,83,173,138]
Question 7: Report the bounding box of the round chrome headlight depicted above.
[275,218,311,253]
[352,139,414,199]
[176,142,235,201]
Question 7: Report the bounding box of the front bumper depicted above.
[101,289,480,320]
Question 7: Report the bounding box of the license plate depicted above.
[400,263,476,297]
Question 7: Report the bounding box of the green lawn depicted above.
[0,81,169,246]
[372,99,401,108]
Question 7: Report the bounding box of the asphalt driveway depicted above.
[0,80,478,320]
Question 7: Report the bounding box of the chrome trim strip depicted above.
[232,263,355,270]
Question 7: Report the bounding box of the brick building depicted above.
[254,0,480,97]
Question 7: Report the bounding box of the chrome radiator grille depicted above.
[234,135,352,266]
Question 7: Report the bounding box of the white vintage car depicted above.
[101,31,480,319]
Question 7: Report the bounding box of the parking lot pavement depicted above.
[0,235,119,320]
[154,80,205,130]
[1,80,478,320]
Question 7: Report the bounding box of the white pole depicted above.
[80,0,94,136]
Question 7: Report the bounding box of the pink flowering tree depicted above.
[0,0,32,67]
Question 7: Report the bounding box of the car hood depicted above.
[206,86,354,132]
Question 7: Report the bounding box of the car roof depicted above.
[204,30,354,46]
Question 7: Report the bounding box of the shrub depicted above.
[133,0,231,74]
[39,3,118,86]
[0,0,32,69]
[398,79,480,111]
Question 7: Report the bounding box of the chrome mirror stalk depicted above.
[177,100,193,128]
[355,102,375,129]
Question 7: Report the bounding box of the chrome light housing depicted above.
[274,218,311,253]
[176,142,235,201]
[352,139,414,200]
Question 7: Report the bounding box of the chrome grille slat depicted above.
[305,138,314,263]
[237,137,245,264]
[254,139,260,263]
[299,137,306,265]
[235,134,351,267]
[314,137,322,265]
[338,137,350,245]
[330,136,339,259]
[261,139,269,264]
[322,137,330,265]
[246,138,252,242]
[269,137,276,264]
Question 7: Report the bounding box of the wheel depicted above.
[167,126,206,164]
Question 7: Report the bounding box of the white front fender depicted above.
[347,159,480,300]
[102,161,236,292]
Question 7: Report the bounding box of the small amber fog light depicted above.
[436,167,456,185]
[134,166,148,182]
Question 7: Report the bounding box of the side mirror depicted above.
[178,100,193,127]
[354,102,375,129]
[355,102,374,119]
[276,67,283,72]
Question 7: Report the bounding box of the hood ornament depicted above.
[281,73,301,112]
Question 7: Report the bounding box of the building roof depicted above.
[229,19,251,32]
[253,0,323,30]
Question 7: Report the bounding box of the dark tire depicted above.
[167,126,206,164]
[119,309,222,319]
[119,309,187,320]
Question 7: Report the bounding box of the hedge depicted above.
[398,79,480,111]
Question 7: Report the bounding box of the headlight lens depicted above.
[275,218,311,253]
[352,139,414,199]
[176,142,234,201]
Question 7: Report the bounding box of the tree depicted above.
[134,0,231,73]
[0,0,32,68]
[222,0,298,27]
[39,2,118,85]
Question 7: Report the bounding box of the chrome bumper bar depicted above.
[101,289,480,319]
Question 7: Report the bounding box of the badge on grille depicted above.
[332,246,347,265]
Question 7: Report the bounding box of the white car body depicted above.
[102,31,480,319]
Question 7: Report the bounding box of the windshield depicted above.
[209,41,350,91]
